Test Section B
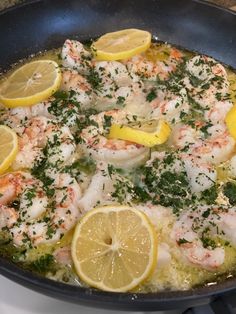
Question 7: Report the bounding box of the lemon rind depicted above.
[0,125,18,175]
[108,120,171,147]
[0,60,62,108]
[225,105,236,140]
[92,29,152,61]
[71,205,157,292]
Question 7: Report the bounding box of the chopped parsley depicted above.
[103,115,112,133]
[177,238,191,245]
[200,185,218,205]
[86,67,103,91]
[116,96,126,107]
[24,187,37,207]
[223,182,236,205]
[31,254,55,273]
[146,89,157,102]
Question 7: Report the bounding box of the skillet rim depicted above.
[2,0,236,16]
[1,255,236,310]
[1,0,236,310]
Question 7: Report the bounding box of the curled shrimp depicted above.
[0,171,82,247]
[172,123,235,165]
[204,100,233,124]
[12,116,75,170]
[92,61,143,112]
[171,207,225,270]
[61,39,92,74]
[124,45,183,80]
[60,69,94,108]
[78,166,114,212]
[182,154,217,193]
[192,131,235,165]
[24,173,82,246]
[94,61,136,87]
[0,172,23,205]
[149,87,190,123]
[183,55,229,109]
[172,205,236,270]
[1,101,54,130]
[0,172,48,231]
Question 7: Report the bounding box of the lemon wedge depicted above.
[108,119,171,147]
[91,28,151,61]
[71,205,157,292]
[0,60,62,108]
[0,125,18,174]
[225,104,236,140]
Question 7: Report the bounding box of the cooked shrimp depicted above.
[92,61,144,111]
[183,55,229,108]
[172,205,236,270]
[146,150,216,194]
[0,171,82,246]
[192,130,235,164]
[80,110,149,167]
[61,39,92,74]
[124,46,183,80]
[172,124,201,148]
[60,69,94,108]
[53,246,72,265]
[171,207,225,270]
[0,172,48,231]
[137,203,174,233]
[0,172,23,205]
[182,155,217,193]
[78,167,114,212]
[216,207,236,246]
[173,123,235,165]
[2,101,54,130]
[19,188,48,222]
[149,87,190,123]
[0,205,18,229]
[121,82,152,117]
[186,56,227,82]
[12,116,75,170]
[204,100,233,124]
[25,174,82,246]
[94,61,135,86]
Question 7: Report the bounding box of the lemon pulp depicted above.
[92,28,151,61]
[0,60,62,108]
[71,206,157,292]
[0,125,18,174]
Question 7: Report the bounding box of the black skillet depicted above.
[1,0,236,311]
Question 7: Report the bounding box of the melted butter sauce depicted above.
[1,42,236,292]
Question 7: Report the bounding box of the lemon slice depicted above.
[0,125,18,174]
[108,119,171,147]
[71,205,157,292]
[0,60,62,108]
[225,104,236,139]
[91,29,151,61]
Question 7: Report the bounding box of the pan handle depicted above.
[183,295,236,314]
